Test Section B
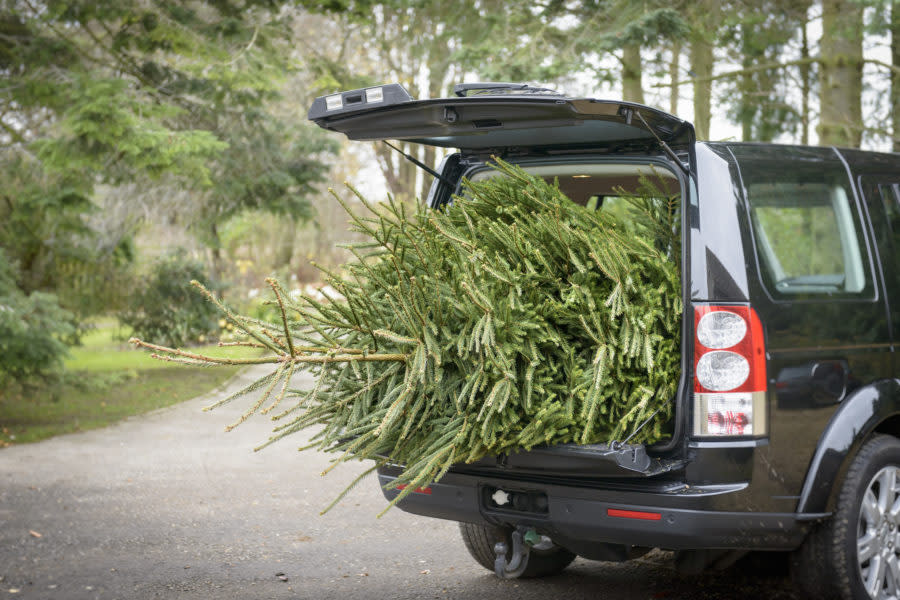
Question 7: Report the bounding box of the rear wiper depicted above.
[382,140,456,189]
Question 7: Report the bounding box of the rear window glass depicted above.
[468,162,679,209]
[741,166,870,298]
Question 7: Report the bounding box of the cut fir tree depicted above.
[132,159,682,513]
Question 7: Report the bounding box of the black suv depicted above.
[309,82,900,600]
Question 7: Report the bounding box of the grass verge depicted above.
[0,323,258,446]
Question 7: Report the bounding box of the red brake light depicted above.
[693,305,766,394]
[693,304,767,437]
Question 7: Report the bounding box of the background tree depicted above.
[0,248,74,386]
[687,0,720,141]
[1,0,335,269]
[723,0,808,142]
[0,0,335,381]
[819,0,864,146]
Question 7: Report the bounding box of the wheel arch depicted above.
[797,379,900,514]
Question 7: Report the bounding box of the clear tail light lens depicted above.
[696,351,750,391]
[696,310,747,349]
[693,305,767,438]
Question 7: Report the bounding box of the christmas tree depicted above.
[132,159,682,512]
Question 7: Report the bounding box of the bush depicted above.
[119,253,220,348]
[0,250,75,384]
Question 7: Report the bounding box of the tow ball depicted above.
[493,527,552,579]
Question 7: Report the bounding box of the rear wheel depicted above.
[458,522,576,578]
[792,434,900,600]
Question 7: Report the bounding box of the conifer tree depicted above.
[133,160,682,512]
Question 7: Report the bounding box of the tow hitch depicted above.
[493,527,552,579]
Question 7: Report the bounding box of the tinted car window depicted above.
[736,158,872,299]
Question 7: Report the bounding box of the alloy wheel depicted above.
[858,466,900,599]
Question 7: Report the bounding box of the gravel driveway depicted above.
[0,366,803,599]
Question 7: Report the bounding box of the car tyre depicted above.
[458,522,576,578]
[792,434,900,600]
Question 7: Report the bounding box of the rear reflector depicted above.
[607,508,662,521]
[395,484,432,495]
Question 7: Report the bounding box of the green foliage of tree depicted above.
[119,253,220,348]
[0,152,134,320]
[133,161,682,512]
[0,250,75,384]
[722,1,807,142]
[537,2,689,105]
[1,0,337,314]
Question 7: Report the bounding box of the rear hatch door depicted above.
[308,83,694,154]
[309,84,692,479]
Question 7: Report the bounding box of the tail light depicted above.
[692,305,767,437]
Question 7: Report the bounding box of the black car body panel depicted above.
[308,83,900,554]
[796,380,900,513]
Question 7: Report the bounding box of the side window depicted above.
[739,161,872,299]
[874,182,900,237]
[863,178,900,336]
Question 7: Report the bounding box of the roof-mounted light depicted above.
[366,87,384,104]
[308,84,414,121]
[325,94,343,111]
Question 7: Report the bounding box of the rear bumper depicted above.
[378,468,828,551]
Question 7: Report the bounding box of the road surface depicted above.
[0,366,803,599]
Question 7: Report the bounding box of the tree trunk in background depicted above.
[689,0,717,140]
[398,142,417,202]
[622,44,644,104]
[800,12,811,146]
[208,221,223,281]
[669,42,681,115]
[272,217,296,270]
[420,144,436,202]
[374,142,418,203]
[819,0,863,147]
[739,25,754,142]
[892,2,900,152]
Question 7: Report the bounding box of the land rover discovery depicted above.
[308,82,900,600]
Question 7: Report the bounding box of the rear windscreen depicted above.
[468,162,680,216]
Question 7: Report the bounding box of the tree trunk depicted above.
[420,144,436,202]
[398,142,417,202]
[209,221,223,282]
[273,217,296,270]
[818,0,863,147]
[892,2,900,152]
[739,29,754,142]
[689,0,717,141]
[669,42,681,115]
[622,44,644,104]
[800,11,811,146]
[689,38,714,141]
